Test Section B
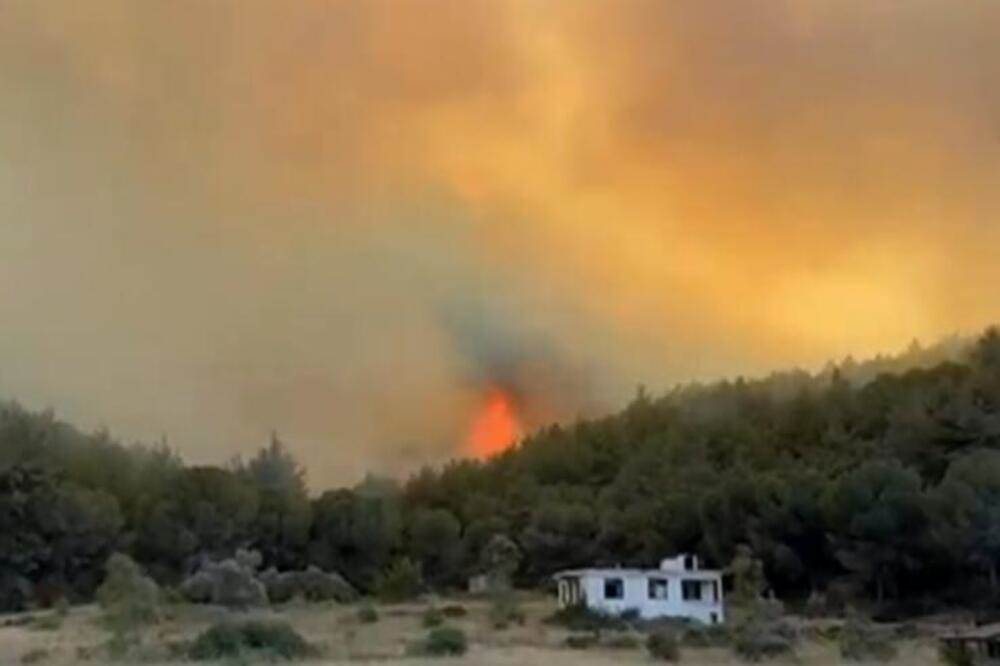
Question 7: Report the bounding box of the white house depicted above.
[553,554,725,624]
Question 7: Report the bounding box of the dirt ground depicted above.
[0,596,944,665]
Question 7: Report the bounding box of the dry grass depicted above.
[0,596,944,665]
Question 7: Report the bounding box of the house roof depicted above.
[941,624,1000,641]
[553,567,722,580]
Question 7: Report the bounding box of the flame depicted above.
[466,388,521,458]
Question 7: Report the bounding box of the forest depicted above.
[2,327,999,618]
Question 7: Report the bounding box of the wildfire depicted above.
[466,388,521,458]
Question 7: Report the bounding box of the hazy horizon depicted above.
[3,1,1000,484]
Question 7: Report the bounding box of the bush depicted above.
[839,610,896,661]
[260,566,358,604]
[939,642,974,666]
[28,613,62,631]
[441,604,468,618]
[544,605,629,632]
[357,604,379,623]
[292,566,357,602]
[646,629,681,661]
[181,558,267,609]
[413,626,468,656]
[96,553,160,637]
[681,622,731,648]
[732,600,796,662]
[188,620,314,661]
[259,568,297,604]
[423,607,444,628]
[488,594,525,629]
[375,558,423,603]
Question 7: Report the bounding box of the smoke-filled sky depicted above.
[2,1,999,484]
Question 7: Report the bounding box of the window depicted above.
[648,578,669,600]
[711,580,720,602]
[604,578,624,600]
[684,555,695,571]
[710,612,719,625]
[681,580,702,601]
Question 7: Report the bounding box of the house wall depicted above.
[577,572,724,624]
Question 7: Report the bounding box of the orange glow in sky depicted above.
[466,389,521,458]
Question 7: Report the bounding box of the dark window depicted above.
[684,555,695,571]
[710,612,719,625]
[681,580,702,601]
[604,578,624,600]
[711,580,719,602]
[648,578,668,600]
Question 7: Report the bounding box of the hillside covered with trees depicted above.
[2,329,999,616]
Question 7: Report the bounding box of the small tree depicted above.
[375,558,423,602]
[728,544,766,606]
[96,553,160,655]
[479,534,521,590]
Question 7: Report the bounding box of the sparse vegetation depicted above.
[422,606,444,627]
[732,600,797,661]
[96,552,160,657]
[938,642,975,666]
[839,609,897,661]
[680,622,731,648]
[544,604,630,632]
[357,603,379,623]
[374,558,423,602]
[28,612,63,631]
[488,593,525,629]
[440,604,467,617]
[187,619,314,661]
[646,628,681,661]
[411,626,468,656]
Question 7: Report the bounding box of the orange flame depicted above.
[466,388,520,458]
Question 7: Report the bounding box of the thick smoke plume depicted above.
[2,1,1000,484]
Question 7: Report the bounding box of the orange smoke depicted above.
[466,388,521,458]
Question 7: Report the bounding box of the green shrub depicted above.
[681,622,731,648]
[260,566,358,604]
[939,642,974,666]
[96,552,160,657]
[357,604,379,623]
[413,626,468,656]
[732,600,796,662]
[564,633,599,649]
[374,558,423,603]
[423,606,444,628]
[646,629,681,661]
[441,604,468,618]
[839,611,896,661]
[488,594,525,629]
[28,612,62,631]
[544,605,629,632]
[97,553,160,628]
[188,620,313,661]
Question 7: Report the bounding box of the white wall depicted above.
[578,572,724,624]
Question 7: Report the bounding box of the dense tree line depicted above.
[1,329,999,614]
